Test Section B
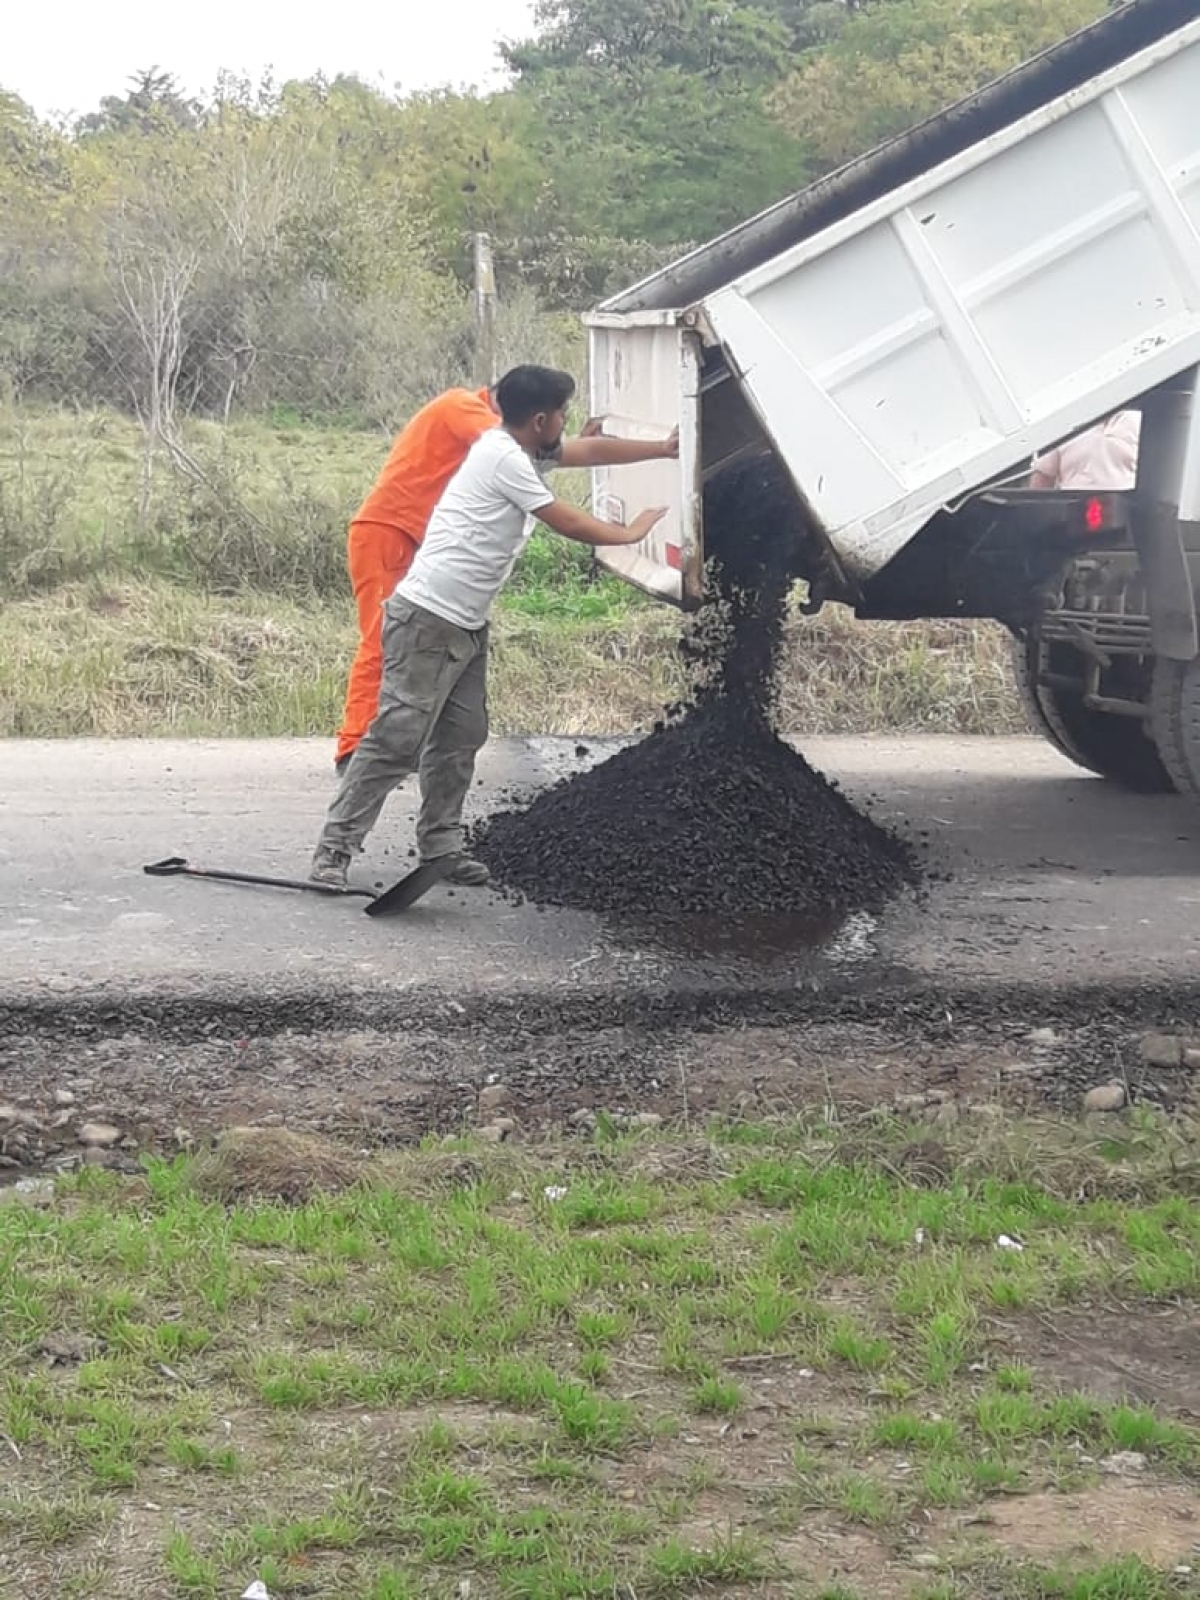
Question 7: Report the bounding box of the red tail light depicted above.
[1085,497,1105,532]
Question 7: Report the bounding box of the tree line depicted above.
[0,0,1108,433]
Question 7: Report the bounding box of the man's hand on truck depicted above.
[539,500,668,548]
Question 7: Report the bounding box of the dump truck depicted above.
[585,0,1200,804]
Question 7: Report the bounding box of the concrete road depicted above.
[1,736,1198,1003]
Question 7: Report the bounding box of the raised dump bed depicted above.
[585,0,1200,604]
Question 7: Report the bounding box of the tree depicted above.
[771,0,1107,173]
[78,69,200,138]
[94,130,208,506]
[505,0,791,81]
[503,0,809,245]
[385,89,549,271]
[0,93,95,401]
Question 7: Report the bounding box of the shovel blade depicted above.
[364,856,456,918]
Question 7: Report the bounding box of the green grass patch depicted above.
[0,1117,1196,1595]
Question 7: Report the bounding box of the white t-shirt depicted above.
[1033,411,1140,490]
[396,429,555,630]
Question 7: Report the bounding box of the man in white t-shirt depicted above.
[311,365,672,890]
[1030,411,1140,490]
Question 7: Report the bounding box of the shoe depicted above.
[309,846,352,889]
[434,854,490,888]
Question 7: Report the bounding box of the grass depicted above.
[0,578,683,738]
[0,400,1026,739]
[0,1114,1196,1597]
[913,1559,1198,1598]
[0,400,633,614]
[0,576,1021,740]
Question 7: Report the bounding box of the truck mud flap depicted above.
[1132,503,1198,662]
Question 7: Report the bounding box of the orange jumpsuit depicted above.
[335,388,497,766]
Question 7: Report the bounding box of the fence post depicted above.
[472,232,497,389]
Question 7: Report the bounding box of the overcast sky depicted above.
[5,0,539,121]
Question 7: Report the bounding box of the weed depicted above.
[645,1530,772,1592]
[692,1375,745,1415]
[829,1321,894,1373]
[164,1530,221,1595]
[973,1556,1195,1599]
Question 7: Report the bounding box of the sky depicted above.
[4,0,539,121]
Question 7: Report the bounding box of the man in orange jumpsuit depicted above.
[335,386,500,773]
[335,390,665,772]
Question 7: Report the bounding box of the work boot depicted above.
[434,854,490,888]
[309,846,352,889]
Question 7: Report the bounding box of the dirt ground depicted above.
[1,984,1197,1174]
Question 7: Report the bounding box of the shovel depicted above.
[143,855,455,917]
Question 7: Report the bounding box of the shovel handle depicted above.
[142,857,375,900]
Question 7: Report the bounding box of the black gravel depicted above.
[473,454,920,923]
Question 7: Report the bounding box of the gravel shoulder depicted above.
[2,984,1198,1174]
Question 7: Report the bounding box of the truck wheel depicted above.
[1149,656,1200,803]
[1012,630,1174,793]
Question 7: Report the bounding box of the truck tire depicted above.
[1149,656,1200,803]
[1012,629,1174,793]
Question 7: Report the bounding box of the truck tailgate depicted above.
[587,320,704,607]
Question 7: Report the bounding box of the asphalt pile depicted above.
[472,454,919,924]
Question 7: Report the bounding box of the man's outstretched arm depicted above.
[537,499,668,548]
[558,427,678,469]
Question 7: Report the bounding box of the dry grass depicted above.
[188,1128,363,1205]
[0,401,1027,740]
[777,609,1022,736]
[0,579,1023,740]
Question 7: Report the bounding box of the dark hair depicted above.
[494,365,576,426]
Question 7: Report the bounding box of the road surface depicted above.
[2,736,1198,1005]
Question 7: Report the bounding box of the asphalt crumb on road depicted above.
[473,455,919,924]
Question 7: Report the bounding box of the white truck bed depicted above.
[586,0,1200,606]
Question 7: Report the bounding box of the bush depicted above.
[140,442,352,598]
[0,412,104,593]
